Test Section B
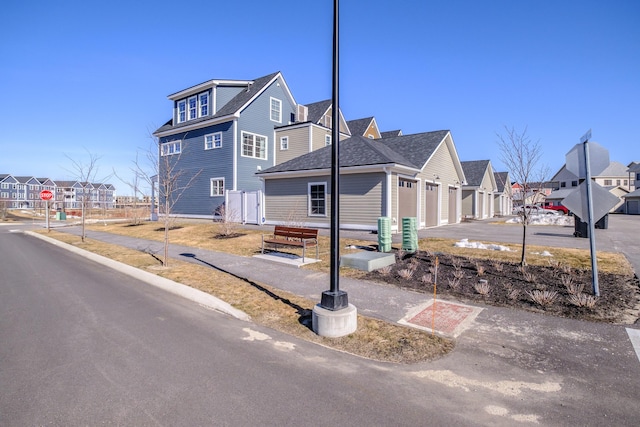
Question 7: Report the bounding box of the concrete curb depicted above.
[24,230,251,322]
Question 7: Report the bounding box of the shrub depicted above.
[420,273,432,284]
[447,278,461,290]
[398,268,415,280]
[474,280,490,296]
[568,293,598,308]
[527,290,558,306]
[565,282,585,296]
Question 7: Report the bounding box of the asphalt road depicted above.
[2,223,640,426]
[0,229,457,426]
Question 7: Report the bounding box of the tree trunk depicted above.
[520,221,527,266]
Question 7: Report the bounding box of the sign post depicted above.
[39,190,54,232]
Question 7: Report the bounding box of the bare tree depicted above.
[113,152,147,225]
[65,149,108,242]
[496,126,549,266]
[138,134,201,267]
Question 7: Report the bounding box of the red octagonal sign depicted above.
[39,190,54,200]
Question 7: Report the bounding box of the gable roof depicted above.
[494,171,510,193]
[304,100,333,124]
[379,130,402,138]
[624,188,640,198]
[258,130,452,175]
[154,71,284,135]
[460,160,492,187]
[627,162,640,173]
[599,161,630,176]
[346,117,375,137]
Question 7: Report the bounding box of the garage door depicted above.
[448,187,458,224]
[425,183,438,227]
[398,178,417,230]
[628,200,640,215]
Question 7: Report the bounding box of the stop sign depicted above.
[39,190,54,200]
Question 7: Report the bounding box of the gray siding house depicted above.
[257,130,466,232]
[153,71,297,217]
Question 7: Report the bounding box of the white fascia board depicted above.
[259,163,418,180]
[237,73,280,114]
[167,79,252,100]
[153,114,238,137]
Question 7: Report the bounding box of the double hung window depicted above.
[161,141,182,156]
[242,132,267,159]
[308,182,327,216]
[210,178,224,196]
[205,132,222,150]
[270,97,282,123]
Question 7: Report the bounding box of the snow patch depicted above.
[455,238,512,252]
[506,214,574,226]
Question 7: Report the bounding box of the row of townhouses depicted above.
[152,71,518,232]
[0,174,116,210]
[153,70,640,231]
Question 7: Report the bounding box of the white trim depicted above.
[270,97,282,123]
[280,136,289,150]
[188,95,198,120]
[210,177,225,197]
[199,92,209,117]
[160,140,182,156]
[177,100,186,123]
[308,181,327,217]
[204,132,222,150]
[241,131,268,160]
[153,114,237,137]
[232,121,238,191]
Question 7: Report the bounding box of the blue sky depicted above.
[1,0,639,194]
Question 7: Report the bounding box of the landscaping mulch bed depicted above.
[364,250,640,324]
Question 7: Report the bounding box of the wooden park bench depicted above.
[261,226,319,262]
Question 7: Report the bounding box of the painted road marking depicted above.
[626,328,640,363]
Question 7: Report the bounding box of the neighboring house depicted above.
[0,175,115,210]
[626,162,640,190]
[153,71,297,217]
[379,130,402,139]
[274,99,351,166]
[511,181,552,206]
[346,117,381,139]
[550,161,634,192]
[493,171,513,216]
[623,188,640,214]
[606,186,629,213]
[460,160,497,219]
[256,130,466,232]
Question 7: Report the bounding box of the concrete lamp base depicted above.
[312,303,357,337]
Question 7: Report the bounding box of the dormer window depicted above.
[176,91,210,124]
[199,93,209,117]
[188,96,197,120]
[177,100,186,123]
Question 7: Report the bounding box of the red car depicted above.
[544,204,569,214]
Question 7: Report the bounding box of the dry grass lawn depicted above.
[40,229,453,364]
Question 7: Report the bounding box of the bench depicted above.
[261,226,319,262]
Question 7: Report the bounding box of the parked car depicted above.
[512,205,559,215]
[544,204,569,215]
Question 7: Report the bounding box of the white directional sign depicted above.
[565,142,609,179]
[561,181,620,221]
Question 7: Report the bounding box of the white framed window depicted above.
[308,182,327,216]
[188,96,197,120]
[270,97,282,123]
[241,131,267,159]
[1,192,8,198]
[210,178,225,196]
[199,92,209,117]
[205,132,222,150]
[177,100,186,123]
[161,140,182,156]
[325,135,331,146]
[0,183,8,189]
[280,136,289,150]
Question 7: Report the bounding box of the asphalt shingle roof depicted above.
[259,130,450,174]
[346,117,374,136]
[460,160,491,187]
[494,171,509,193]
[304,100,332,125]
[379,130,402,138]
[154,72,280,134]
